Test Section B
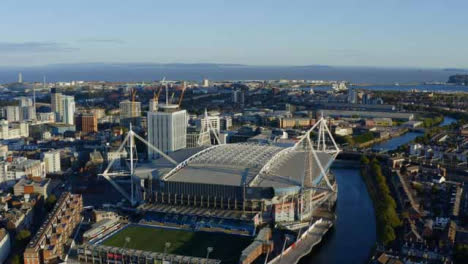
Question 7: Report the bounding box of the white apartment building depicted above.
[51,89,62,121]
[0,120,29,140]
[37,112,55,123]
[4,106,21,122]
[147,104,187,158]
[42,150,61,173]
[119,100,141,119]
[61,95,75,125]
[0,158,45,185]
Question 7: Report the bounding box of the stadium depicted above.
[78,117,339,264]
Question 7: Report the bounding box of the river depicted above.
[299,166,376,264]
[371,116,457,152]
[300,116,457,263]
[439,116,457,127]
[371,132,422,152]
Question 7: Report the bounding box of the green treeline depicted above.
[353,132,375,144]
[335,132,375,146]
[361,155,401,245]
[421,115,444,128]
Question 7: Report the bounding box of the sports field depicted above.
[100,225,253,263]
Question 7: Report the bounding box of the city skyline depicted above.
[2,0,468,68]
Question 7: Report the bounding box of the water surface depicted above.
[300,167,377,264]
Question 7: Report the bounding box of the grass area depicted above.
[101,225,253,263]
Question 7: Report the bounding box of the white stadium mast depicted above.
[100,124,178,206]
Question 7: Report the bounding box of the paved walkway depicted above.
[269,220,333,264]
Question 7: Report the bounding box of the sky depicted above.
[1,0,467,68]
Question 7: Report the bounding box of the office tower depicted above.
[42,150,61,173]
[75,113,98,133]
[51,88,63,122]
[61,95,75,125]
[147,103,187,158]
[18,72,22,83]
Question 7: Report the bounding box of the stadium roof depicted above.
[162,143,334,189]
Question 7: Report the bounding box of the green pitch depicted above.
[101,225,253,263]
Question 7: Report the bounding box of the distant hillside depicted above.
[448,74,468,85]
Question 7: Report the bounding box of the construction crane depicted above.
[178,82,187,107]
[131,88,137,117]
[154,86,163,102]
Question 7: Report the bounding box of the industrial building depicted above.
[319,109,414,121]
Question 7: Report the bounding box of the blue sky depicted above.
[1,0,467,68]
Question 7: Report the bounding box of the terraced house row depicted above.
[24,192,82,264]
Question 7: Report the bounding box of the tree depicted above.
[15,229,31,241]
[45,194,57,211]
[360,155,370,165]
[454,244,468,264]
[11,254,21,264]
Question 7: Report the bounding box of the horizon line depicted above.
[0,62,466,71]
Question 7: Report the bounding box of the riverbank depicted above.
[300,167,376,264]
[358,128,409,148]
[359,157,401,245]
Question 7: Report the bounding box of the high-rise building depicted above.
[51,88,63,122]
[202,78,210,87]
[61,95,75,125]
[18,72,22,83]
[119,100,141,127]
[75,113,98,133]
[347,88,357,104]
[0,121,29,139]
[42,150,61,174]
[147,104,187,158]
[16,96,33,107]
[119,100,141,119]
[21,106,36,121]
[4,106,21,122]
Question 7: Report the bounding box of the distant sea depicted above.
[0,63,467,91]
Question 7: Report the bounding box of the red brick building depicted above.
[75,113,98,133]
[24,193,83,264]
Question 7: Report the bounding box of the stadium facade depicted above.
[84,116,340,264]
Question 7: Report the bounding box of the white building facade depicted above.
[42,150,61,173]
[61,95,75,125]
[147,104,187,158]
